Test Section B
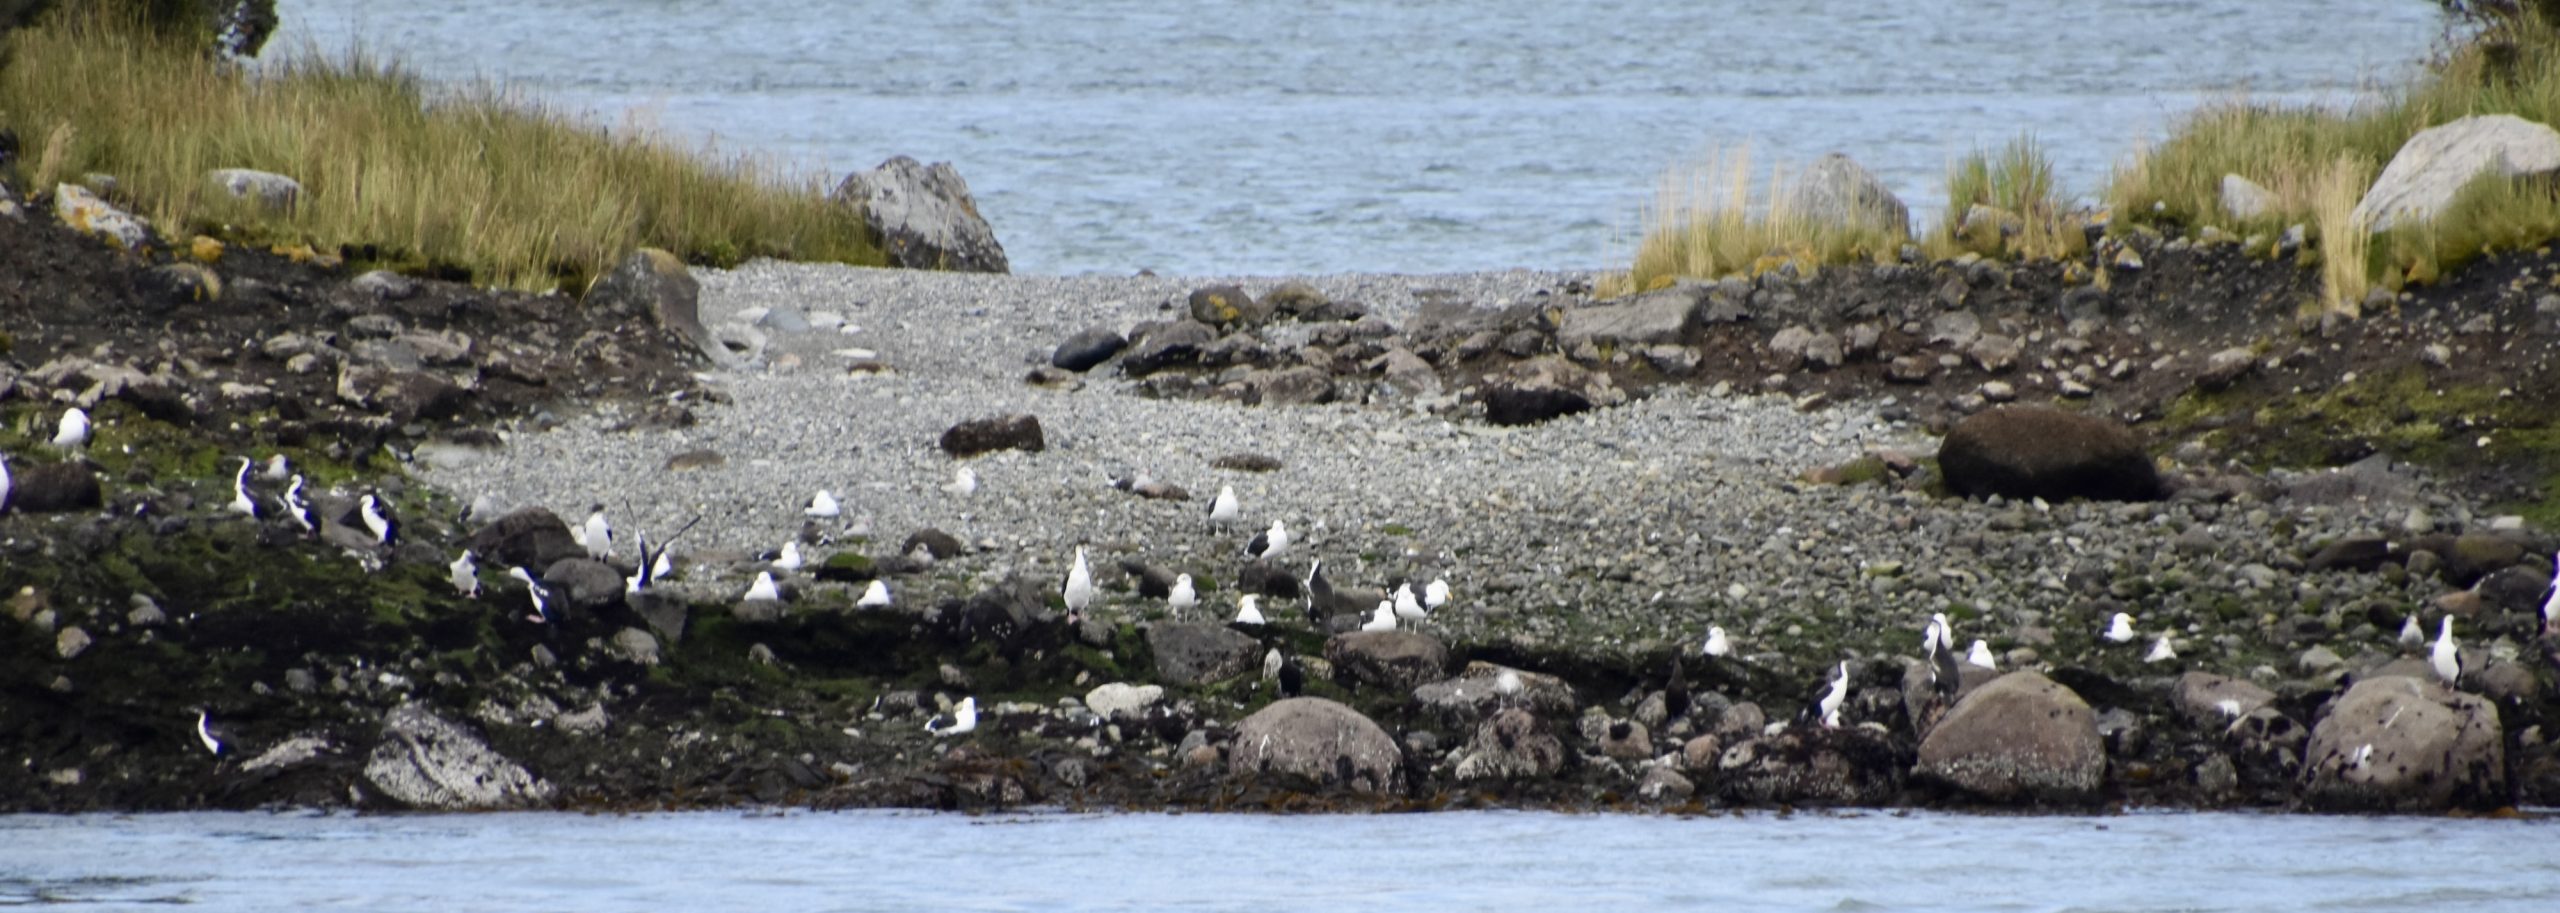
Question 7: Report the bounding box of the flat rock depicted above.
[1322,630,1449,691]
[1558,283,1701,349]
[1227,697,1404,794]
[1051,328,1128,372]
[1937,405,2161,502]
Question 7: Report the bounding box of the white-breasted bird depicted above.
[1234,594,1266,625]
[449,550,480,598]
[2432,616,2462,685]
[260,453,290,481]
[1818,662,1850,729]
[773,540,804,573]
[578,508,612,560]
[744,571,781,602]
[1424,577,1450,609]
[225,457,259,518]
[508,567,552,623]
[805,489,840,518]
[1063,546,1096,620]
[2103,612,2137,643]
[1168,573,1197,614]
[0,451,12,514]
[1244,519,1289,562]
[857,579,892,608]
[1209,485,1240,525]
[2145,633,2178,664]
[2400,614,2425,647]
[359,494,397,546]
[1393,583,1426,625]
[927,697,978,737]
[1263,648,1284,682]
[944,466,978,497]
[51,406,89,451]
[1360,600,1396,632]
[194,709,223,755]
[1703,625,1731,658]
[1966,639,1997,670]
[1494,669,1524,706]
[2541,555,2559,635]
[281,475,312,533]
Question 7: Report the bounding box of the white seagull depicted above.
[577,508,612,560]
[358,494,397,546]
[1234,594,1266,626]
[1966,639,1998,670]
[1063,546,1097,620]
[2400,614,2425,647]
[0,451,12,514]
[194,709,222,755]
[2541,555,2559,635]
[744,571,781,602]
[1209,485,1240,525]
[2145,633,2178,664]
[1244,519,1289,562]
[51,406,89,451]
[226,457,259,518]
[1392,583,1426,625]
[927,697,978,737]
[2103,612,2137,644]
[1703,625,1731,658]
[804,489,841,518]
[2432,616,2461,685]
[449,550,479,598]
[1424,577,1450,610]
[1818,662,1850,729]
[773,540,804,573]
[260,453,290,481]
[944,466,978,497]
[1359,600,1396,632]
[858,579,892,608]
[508,567,552,623]
[1494,669,1524,705]
[1168,573,1197,614]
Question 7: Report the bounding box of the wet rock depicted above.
[465,508,585,571]
[5,461,100,513]
[2173,672,2276,725]
[1787,152,1910,237]
[1915,670,2105,803]
[1414,664,1576,720]
[610,628,661,666]
[2353,114,2560,232]
[1450,708,1565,780]
[1145,622,1261,686]
[1322,630,1449,691]
[1050,328,1128,372]
[939,413,1045,457]
[1187,285,1270,328]
[1637,766,1696,802]
[1938,405,2161,502]
[1119,321,1216,375]
[585,248,732,367]
[834,155,1008,272]
[206,167,301,212]
[1597,717,1654,760]
[2303,675,2507,811]
[541,558,624,611]
[1717,726,1904,805]
[1228,697,1405,794]
[1559,283,1701,349]
[363,702,553,810]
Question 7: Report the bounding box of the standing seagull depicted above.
[1924,617,1960,703]
[2432,616,2462,685]
[1167,573,1197,615]
[577,507,613,560]
[858,579,892,608]
[2103,612,2137,644]
[507,567,552,623]
[1209,485,1240,526]
[359,494,398,546]
[51,406,89,451]
[772,540,804,573]
[449,550,480,598]
[1393,582,1427,626]
[2541,555,2560,636]
[1966,639,1998,670]
[804,489,841,518]
[194,709,223,755]
[1244,519,1289,562]
[280,475,312,533]
[1703,625,1732,658]
[1424,577,1451,610]
[1359,600,1396,632]
[1818,662,1850,729]
[0,451,11,514]
[226,457,259,518]
[1063,546,1097,623]
[2400,614,2426,648]
[1234,594,1266,626]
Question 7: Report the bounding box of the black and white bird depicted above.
[1244,519,1289,562]
[575,507,613,560]
[508,566,552,623]
[926,697,978,737]
[1923,616,1960,703]
[2541,555,2559,636]
[744,571,781,602]
[226,457,259,518]
[1392,582,1426,626]
[625,529,660,593]
[51,406,89,451]
[1234,594,1266,626]
[1359,600,1396,632]
[1209,485,1240,526]
[193,708,224,755]
[2432,616,2461,685]
[260,453,290,481]
[1818,662,1850,729]
[804,489,841,518]
[1424,577,1450,610]
[857,579,892,608]
[358,494,398,546]
[280,475,313,533]
[449,550,480,598]
[0,451,12,514]
[2103,612,2137,644]
[1063,546,1096,622]
[1703,625,1731,658]
[1168,573,1197,615]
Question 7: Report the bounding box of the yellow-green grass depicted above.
[0,8,883,290]
[1923,136,2088,262]
[2311,155,2374,318]
[1597,146,1901,298]
[2108,14,2560,294]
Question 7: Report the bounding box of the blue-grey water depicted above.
[4,809,2557,911]
[273,0,2443,275]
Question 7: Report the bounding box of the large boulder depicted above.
[1050,328,1128,372]
[1937,405,2162,502]
[1227,697,1405,794]
[1413,663,1577,721]
[1915,670,2106,803]
[1144,622,1261,686]
[1787,152,1910,238]
[540,558,624,611]
[1118,320,1217,376]
[463,507,584,570]
[833,156,1009,273]
[334,363,465,424]
[4,460,100,513]
[54,183,148,250]
[362,702,553,809]
[939,413,1045,457]
[2353,114,2560,232]
[1322,630,1449,691]
[1482,355,1623,426]
[1557,284,1702,349]
[2302,675,2507,811]
[585,248,733,368]
[1450,707,1567,781]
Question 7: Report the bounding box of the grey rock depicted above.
[53,183,147,250]
[1187,284,1270,328]
[2353,114,2560,232]
[55,626,90,660]
[585,249,732,367]
[1145,622,1262,686]
[610,627,661,666]
[1118,321,1216,375]
[5,461,100,513]
[350,270,418,300]
[362,702,552,810]
[1239,366,1335,406]
[1322,630,1449,691]
[1558,284,1701,349]
[1084,682,1164,719]
[939,413,1045,457]
[1717,727,1903,805]
[540,558,623,611]
[1787,152,1910,238]
[2220,173,2277,220]
[335,363,464,424]
[834,155,1009,272]
[2173,671,2276,725]
[1916,670,2105,802]
[206,168,301,212]
[1228,697,1405,794]
[1452,707,1566,781]
[464,507,584,571]
[554,704,610,737]
[1637,766,1697,802]
[2303,675,2506,811]
[2198,346,2256,391]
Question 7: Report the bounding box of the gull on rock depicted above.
[359,494,398,546]
[194,709,222,755]
[0,451,12,514]
[260,454,290,481]
[2541,555,2559,635]
[1966,639,1998,670]
[1360,600,1396,632]
[226,457,259,518]
[2104,612,2137,644]
[1494,669,1524,706]
[857,579,892,608]
[1424,577,1450,609]
[508,567,552,623]
[1234,594,1266,625]
[1244,519,1289,562]
[51,407,89,451]
[2145,633,2179,664]
[2433,616,2462,685]
[1703,626,1731,658]
[1168,573,1197,614]
[281,475,312,533]
[449,550,480,598]
[1209,485,1240,525]
[927,697,978,737]
[576,508,612,560]
[804,489,840,518]
[2400,614,2426,647]
[1818,662,1850,729]
[1393,583,1426,625]
[1063,546,1097,621]
[773,540,803,573]
[744,571,781,602]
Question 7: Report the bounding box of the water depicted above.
[271,0,2444,275]
[4,809,2556,911]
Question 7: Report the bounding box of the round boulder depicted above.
[1144,622,1261,686]
[464,507,584,570]
[1323,630,1449,691]
[1915,670,2106,803]
[1937,405,2161,502]
[1050,328,1128,372]
[2303,675,2506,811]
[1228,697,1405,794]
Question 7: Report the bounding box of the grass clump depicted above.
[1925,136,2089,262]
[1597,145,1902,298]
[0,7,884,289]
[2311,156,2377,317]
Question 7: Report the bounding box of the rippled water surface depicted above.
[5,809,2558,911]
[273,0,2442,275]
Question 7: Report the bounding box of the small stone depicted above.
[1979,380,2016,403]
[610,628,660,666]
[56,626,91,659]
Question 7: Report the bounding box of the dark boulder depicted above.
[1323,630,1450,691]
[464,507,584,570]
[1050,328,1128,372]
[939,414,1045,457]
[901,528,968,560]
[1145,622,1261,686]
[5,460,100,513]
[1937,405,2161,502]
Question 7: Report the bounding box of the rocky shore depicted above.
[4,178,2559,816]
